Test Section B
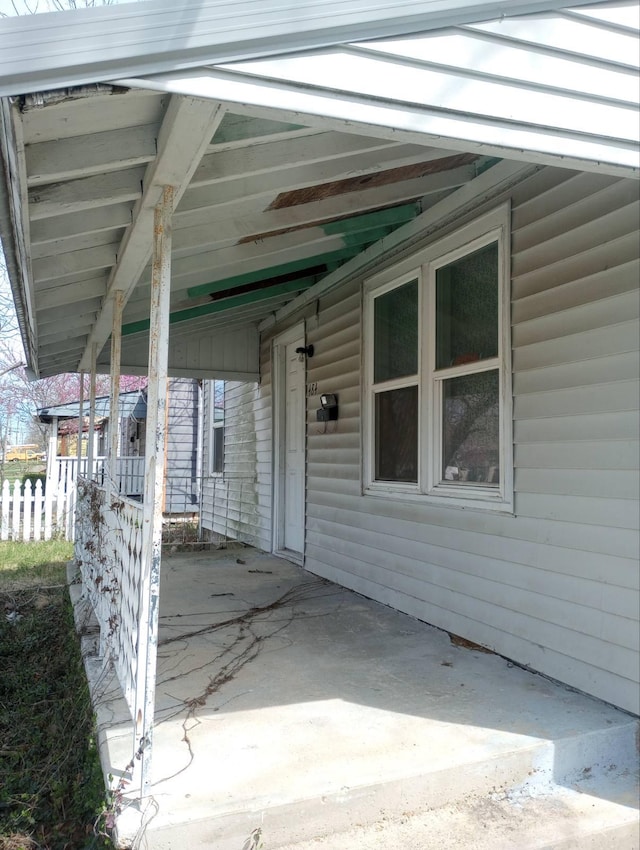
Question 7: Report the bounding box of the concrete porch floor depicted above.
[77,547,639,850]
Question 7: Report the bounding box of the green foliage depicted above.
[19,473,47,493]
[1,461,46,484]
[0,542,109,849]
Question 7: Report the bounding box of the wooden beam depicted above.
[28,166,145,220]
[37,303,101,328]
[78,95,226,371]
[35,277,106,310]
[123,275,316,335]
[26,124,159,187]
[172,199,420,256]
[32,242,118,283]
[39,324,94,346]
[177,145,460,221]
[31,228,127,261]
[30,203,133,246]
[191,131,402,188]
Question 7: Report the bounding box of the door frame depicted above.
[272,322,306,563]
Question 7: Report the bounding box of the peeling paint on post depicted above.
[108,291,124,496]
[76,371,85,480]
[87,344,97,474]
[136,185,174,800]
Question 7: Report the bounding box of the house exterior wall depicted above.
[200,369,272,549]
[164,377,199,513]
[202,166,640,714]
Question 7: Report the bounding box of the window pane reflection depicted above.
[436,242,498,370]
[374,279,418,382]
[375,385,418,482]
[442,370,499,485]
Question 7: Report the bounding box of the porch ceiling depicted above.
[0,0,637,380]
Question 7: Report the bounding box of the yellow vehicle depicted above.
[4,445,45,462]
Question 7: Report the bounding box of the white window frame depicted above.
[208,379,224,477]
[363,204,513,513]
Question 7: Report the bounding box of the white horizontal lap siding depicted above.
[303,168,639,714]
[305,284,362,511]
[165,378,199,513]
[211,379,271,549]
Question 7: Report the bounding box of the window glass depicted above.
[441,370,499,485]
[210,379,224,475]
[375,385,419,483]
[374,279,418,382]
[212,425,224,474]
[435,242,498,370]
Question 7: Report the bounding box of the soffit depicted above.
[1,0,637,378]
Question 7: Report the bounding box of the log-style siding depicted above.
[203,166,640,714]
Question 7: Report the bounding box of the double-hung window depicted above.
[364,205,512,511]
[209,379,224,476]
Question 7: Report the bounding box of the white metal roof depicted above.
[0,0,611,98]
[0,0,638,379]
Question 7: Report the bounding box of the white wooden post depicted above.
[1,479,9,540]
[22,479,32,542]
[136,185,173,799]
[33,480,43,541]
[11,480,20,539]
[44,416,57,539]
[77,371,85,476]
[87,345,97,479]
[108,291,124,496]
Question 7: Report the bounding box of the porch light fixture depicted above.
[295,344,314,359]
[317,393,338,422]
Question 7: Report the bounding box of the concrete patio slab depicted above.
[74,548,639,849]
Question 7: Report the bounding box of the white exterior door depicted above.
[274,326,306,557]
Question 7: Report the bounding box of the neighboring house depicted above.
[37,379,200,513]
[0,0,637,802]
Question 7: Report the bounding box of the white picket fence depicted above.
[0,456,147,543]
[0,477,72,541]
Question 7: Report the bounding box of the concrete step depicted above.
[131,722,639,850]
[272,772,640,850]
[141,773,639,850]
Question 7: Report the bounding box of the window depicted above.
[364,206,512,510]
[209,380,224,475]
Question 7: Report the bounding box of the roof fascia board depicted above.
[0,0,610,98]
[259,158,542,333]
[0,99,37,371]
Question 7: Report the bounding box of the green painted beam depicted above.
[186,247,359,299]
[321,202,420,236]
[341,225,394,248]
[122,276,319,336]
[211,115,306,145]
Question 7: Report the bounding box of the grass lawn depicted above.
[1,463,47,485]
[0,541,109,850]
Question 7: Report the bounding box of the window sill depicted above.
[363,484,514,515]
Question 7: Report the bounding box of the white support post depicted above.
[44,415,57,536]
[108,292,124,496]
[76,371,85,480]
[87,345,97,479]
[136,185,173,799]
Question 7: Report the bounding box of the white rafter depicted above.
[77,95,226,371]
